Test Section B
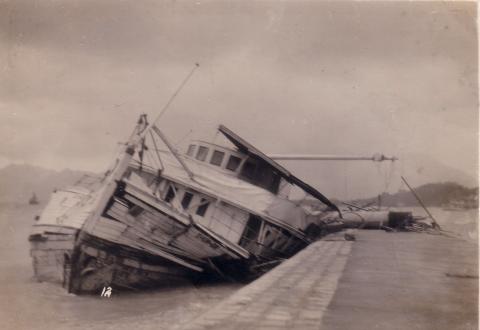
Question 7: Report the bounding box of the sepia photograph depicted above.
[0,1,478,329]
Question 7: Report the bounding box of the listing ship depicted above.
[30,113,429,294]
[30,114,346,294]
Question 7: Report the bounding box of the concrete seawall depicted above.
[178,230,478,330]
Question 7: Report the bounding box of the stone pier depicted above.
[177,239,352,330]
[178,230,478,330]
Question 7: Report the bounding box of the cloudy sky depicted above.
[0,1,477,198]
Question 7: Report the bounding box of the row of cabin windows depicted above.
[187,144,243,172]
[186,144,280,194]
[164,185,210,217]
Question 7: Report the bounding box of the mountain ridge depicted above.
[0,164,95,205]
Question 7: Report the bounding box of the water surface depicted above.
[0,203,476,329]
[0,204,242,330]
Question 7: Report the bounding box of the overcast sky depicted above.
[0,1,477,198]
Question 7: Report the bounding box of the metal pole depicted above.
[401,176,440,229]
[151,125,195,180]
[268,154,397,161]
[152,63,200,124]
[342,202,371,212]
[134,63,200,143]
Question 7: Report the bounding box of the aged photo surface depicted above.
[0,1,478,329]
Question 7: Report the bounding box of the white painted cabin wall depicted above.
[165,182,249,244]
[206,202,249,244]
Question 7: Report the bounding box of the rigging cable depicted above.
[148,129,165,172]
[152,63,200,126]
[211,130,219,145]
[174,129,194,149]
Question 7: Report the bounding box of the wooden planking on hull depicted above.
[68,232,197,294]
[119,184,301,266]
[123,182,190,226]
[32,255,68,284]
[89,216,204,272]
[105,204,213,261]
[121,190,250,259]
[101,200,209,263]
[30,233,76,285]
[105,200,240,263]
[113,190,236,258]
[30,238,75,251]
[31,225,78,236]
[122,175,309,258]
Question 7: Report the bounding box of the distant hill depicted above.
[396,153,477,189]
[351,182,478,209]
[300,181,478,210]
[0,164,92,205]
[280,152,477,201]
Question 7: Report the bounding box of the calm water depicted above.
[0,203,476,329]
[0,204,242,330]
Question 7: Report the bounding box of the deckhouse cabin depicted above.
[38,116,341,294]
[120,124,339,266]
[185,140,282,194]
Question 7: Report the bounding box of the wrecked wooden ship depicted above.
[29,113,431,294]
[27,115,327,292]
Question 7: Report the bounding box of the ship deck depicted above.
[177,230,478,330]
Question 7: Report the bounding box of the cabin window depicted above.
[240,159,257,180]
[186,144,196,157]
[196,198,210,217]
[195,146,209,161]
[226,155,242,171]
[181,192,194,210]
[239,158,281,194]
[210,150,225,166]
[164,185,176,203]
[255,164,281,193]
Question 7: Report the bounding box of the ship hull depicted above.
[68,233,195,294]
[66,181,251,294]
[29,230,77,286]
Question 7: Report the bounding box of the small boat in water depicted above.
[29,193,39,205]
